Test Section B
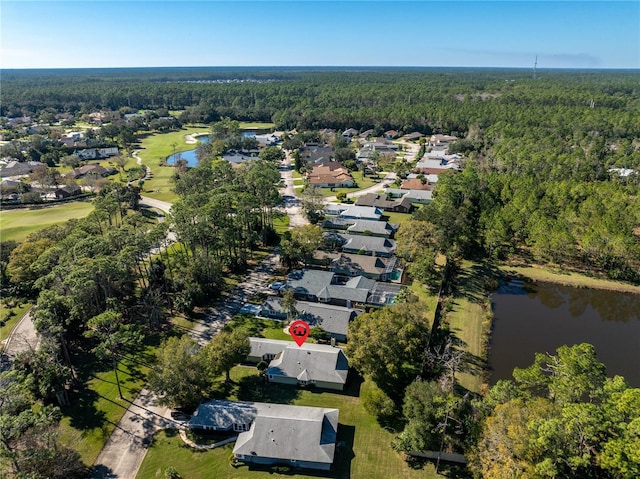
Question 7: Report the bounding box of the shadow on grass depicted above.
[453,261,503,305]
[234,374,302,404]
[64,384,109,432]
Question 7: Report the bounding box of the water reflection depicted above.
[488,280,640,386]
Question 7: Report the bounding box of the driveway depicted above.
[91,252,281,478]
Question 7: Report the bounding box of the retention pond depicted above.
[487,280,640,386]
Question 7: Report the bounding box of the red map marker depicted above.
[289,319,310,347]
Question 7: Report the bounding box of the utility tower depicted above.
[533,55,538,80]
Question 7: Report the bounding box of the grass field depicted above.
[445,262,497,394]
[0,201,94,243]
[499,263,640,294]
[135,126,210,202]
[135,123,276,202]
[137,366,445,479]
[59,347,155,466]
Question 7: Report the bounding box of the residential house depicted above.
[256,300,361,342]
[384,130,399,139]
[400,178,432,191]
[234,402,339,471]
[280,269,372,308]
[429,134,458,147]
[0,160,44,178]
[65,164,115,180]
[402,132,425,141]
[266,341,349,390]
[341,128,359,138]
[355,193,414,214]
[322,217,398,238]
[337,233,397,257]
[55,184,82,199]
[323,203,351,216]
[330,253,403,282]
[415,155,461,171]
[338,206,383,221]
[299,144,334,164]
[73,147,120,160]
[358,129,374,139]
[247,338,293,363]
[308,162,354,188]
[189,399,338,471]
[345,219,398,238]
[384,188,432,204]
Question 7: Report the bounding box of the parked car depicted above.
[170,409,191,421]
[268,281,285,291]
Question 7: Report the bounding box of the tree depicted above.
[300,185,325,224]
[148,335,207,410]
[470,343,640,479]
[258,146,284,163]
[281,289,298,320]
[85,310,142,399]
[201,327,250,383]
[346,300,431,397]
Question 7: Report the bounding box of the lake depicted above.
[165,132,259,167]
[487,280,640,386]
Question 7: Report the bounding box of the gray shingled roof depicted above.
[346,219,397,236]
[267,342,349,385]
[340,234,397,256]
[282,270,335,297]
[249,338,292,359]
[233,403,338,465]
[297,302,359,338]
[188,400,257,431]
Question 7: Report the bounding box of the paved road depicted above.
[1,309,39,372]
[323,171,397,203]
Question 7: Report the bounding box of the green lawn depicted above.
[0,301,32,342]
[445,262,498,394]
[239,122,276,130]
[59,348,155,466]
[135,127,210,202]
[318,172,379,198]
[382,211,414,225]
[0,201,94,243]
[272,212,290,235]
[137,366,445,479]
[134,124,275,202]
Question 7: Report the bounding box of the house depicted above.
[65,164,115,179]
[402,132,425,141]
[429,134,458,147]
[254,133,280,147]
[400,178,432,191]
[330,253,402,282]
[384,130,399,139]
[266,341,349,390]
[355,193,414,214]
[358,129,374,139]
[73,147,120,160]
[338,234,397,257]
[384,188,433,204]
[233,402,339,471]
[188,399,258,432]
[308,162,354,188]
[0,160,44,178]
[256,301,361,342]
[189,399,338,471]
[247,338,293,363]
[323,203,351,216]
[415,155,460,171]
[299,144,334,164]
[345,219,398,238]
[55,184,82,199]
[222,152,256,165]
[338,206,383,221]
[341,128,359,138]
[281,269,374,308]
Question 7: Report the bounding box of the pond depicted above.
[165,132,260,167]
[487,280,640,386]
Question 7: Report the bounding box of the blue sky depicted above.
[1,1,638,69]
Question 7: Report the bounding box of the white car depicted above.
[268,281,285,291]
